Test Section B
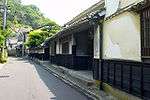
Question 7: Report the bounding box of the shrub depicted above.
[0,49,8,63]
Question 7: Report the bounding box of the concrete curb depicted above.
[33,59,101,100]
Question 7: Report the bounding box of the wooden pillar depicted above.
[72,33,76,56]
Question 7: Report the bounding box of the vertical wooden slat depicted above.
[129,65,132,93]
[107,62,110,83]
[148,6,150,56]
[100,60,103,83]
[148,10,150,50]
[101,60,150,99]
[144,10,146,48]
[114,63,116,85]
[141,11,144,56]
[141,7,150,57]
[141,64,144,99]
[121,64,123,89]
[145,10,147,49]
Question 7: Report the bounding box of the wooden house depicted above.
[29,0,150,99]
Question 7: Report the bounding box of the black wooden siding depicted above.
[97,59,150,99]
[28,48,50,61]
[49,54,93,70]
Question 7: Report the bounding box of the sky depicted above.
[21,0,100,26]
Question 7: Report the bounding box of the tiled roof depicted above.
[46,0,105,41]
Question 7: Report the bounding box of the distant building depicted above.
[7,27,31,57]
[7,37,18,56]
[16,28,30,57]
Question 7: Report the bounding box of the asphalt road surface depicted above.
[0,57,89,100]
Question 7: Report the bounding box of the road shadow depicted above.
[27,59,89,100]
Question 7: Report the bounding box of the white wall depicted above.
[105,0,144,18]
[105,0,120,17]
[59,43,62,54]
[56,39,60,54]
[94,25,100,59]
[103,11,141,61]
[38,49,44,54]
[120,0,144,9]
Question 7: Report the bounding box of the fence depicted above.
[50,54,93,70]
[100,59,150,99]
[28,53,49,61]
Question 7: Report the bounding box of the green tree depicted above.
[6,0,61,48]
[0,0,61,63]
[7,0,59,29]
[0,0,61,47]
[26,24,61,48]
[0,35,5,47]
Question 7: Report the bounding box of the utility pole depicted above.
[1,0,7,60]
[3,0,7,31]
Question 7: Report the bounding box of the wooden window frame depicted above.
[62,41,69,54]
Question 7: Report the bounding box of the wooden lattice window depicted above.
[141,7,150,57]
[62,42,69,54]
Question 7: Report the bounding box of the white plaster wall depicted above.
[69,35,73,54]
[103,11,141,61]
[38,49,44,54]
[105,0,120,17]
[59,43,62,54]
[120,0,144,9]
[56,39,60,54]
[94,25,100,59]
[105,0,144,18]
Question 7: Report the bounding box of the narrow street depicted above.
[0,57,89,100]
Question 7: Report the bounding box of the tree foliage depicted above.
[26,23,61,48]
[0,35,5,46]
[25,30,44,47]
[1,0,61,47]
[7,0,60,29]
